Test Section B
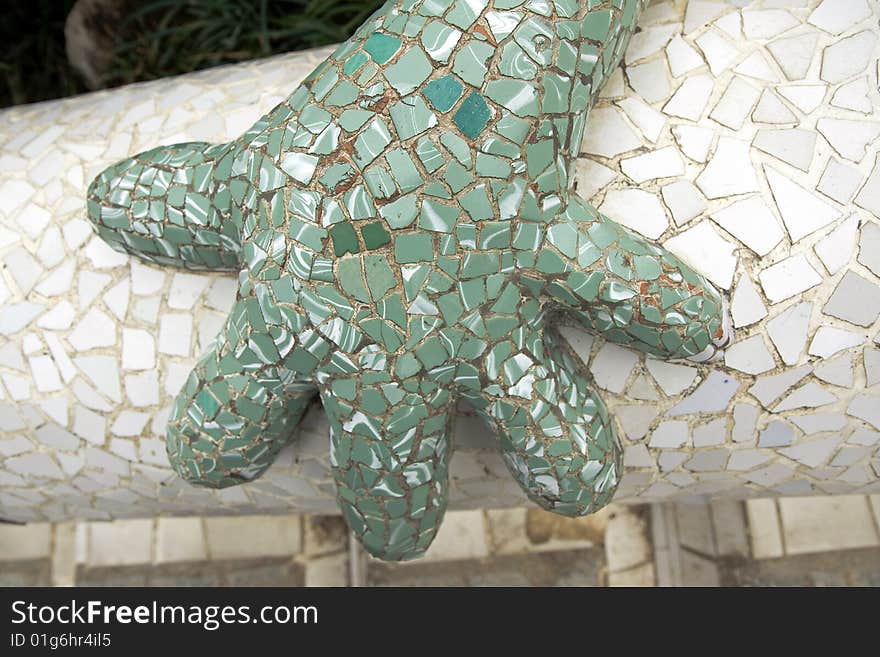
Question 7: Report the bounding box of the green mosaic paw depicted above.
[86,0,731,561]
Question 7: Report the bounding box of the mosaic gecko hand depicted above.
[86,0,731,561]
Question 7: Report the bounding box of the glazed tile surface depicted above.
[1,0,879,548]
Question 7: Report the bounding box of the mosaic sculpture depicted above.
[86,0,731,561]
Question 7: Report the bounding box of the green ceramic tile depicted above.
[423,74,465,112]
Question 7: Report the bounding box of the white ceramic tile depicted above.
[710,77,761,130]
[823,271,880,327]
[695,137,759,199]
[664,221,737,289]
[765,166,840,242]
[766,301,811,366]
[773,382,837,412]
[598,188,669,240]
[68,308,116,351]
[121,329,156,371]
[621,146,685,183]
[666,35,705,78]
[695,29,740,76]
[645,360,699,396]
[627,58,672,104]
[724,335,775,375]
[667,371,739,416]
[158,313,193,357]
[767,32,819,82]
[753,128,816,172]
[590,343,639,394]
[671,125,714,162]
[710,196,783,256]
[742,9,798,41]
[683,1,728,35]
[661,180,707,226]
[859,221,880,278]
[574,159,617,201]
[831,77,872,114]
[854,160,880,219]
[820,30,877,84]
[814,353,854,388]
[581,107,642,157]
[808,325,864,358]
[663,74,714,121]
[734,51,779,83]
[808,0,872,36]
[817,117,880,163]
[758,253,822,303]
[730,275,767,328]
[616,97,666,143]
[817,161,863,205]
[625,24,678,64]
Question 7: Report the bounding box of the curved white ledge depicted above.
[2,1,880,522]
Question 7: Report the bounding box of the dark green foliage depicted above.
[1,0,386,108]
[110,0,386,86]
[0,0,85,108]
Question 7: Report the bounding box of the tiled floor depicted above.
[1,494,877,586]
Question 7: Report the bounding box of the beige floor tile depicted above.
[204,514,301,560]
[680,550,720,586]
[608,562,655,587]
[51,522,77,586]
[87,519,153,566]
[155,517,207,563]
[75,523,88,564]
[302,515,348,556]
[484,508,531,554]
[0,522,51,561]
[870,495,880,530]
[675,503,715,555]
[778,495,879,555]
[745,499,784,559]
[711,500,749,557]
[485,507,603,555]
[653,547,674,587]
[420,510,488,562]
[304,552,348,587]
[650,504,670,550]
[605,507,651,572]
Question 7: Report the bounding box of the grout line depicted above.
[150,518,157,565]
[707,503,720,559]
[866,495,880,542]
[50,522,77,587]
[348,533,366,587]
[665,504,683,587]
[774,498,787,556]
[200,517,211,560]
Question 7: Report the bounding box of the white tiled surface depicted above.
[777,494,879,554]
[1,0,880,522]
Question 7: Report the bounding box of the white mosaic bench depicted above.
[1,0,879,523]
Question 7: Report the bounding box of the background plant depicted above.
[1,0,385,108]
[0,0,84,108]
[110,0,385,85]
